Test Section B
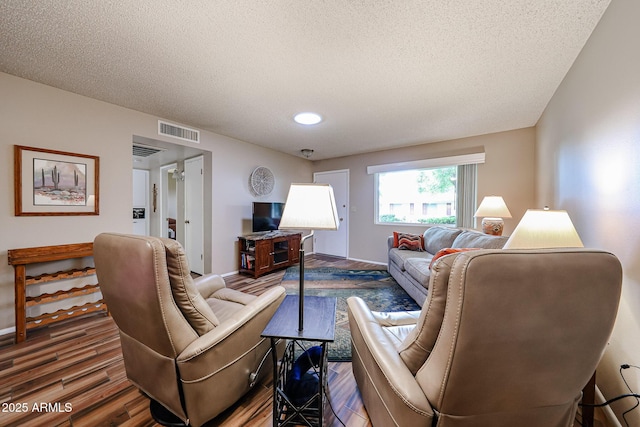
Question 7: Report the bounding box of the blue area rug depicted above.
[282,266,395,286]
[281,267,421,361]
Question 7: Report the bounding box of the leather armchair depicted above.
[348,249,622,427]
[93,233,285,427]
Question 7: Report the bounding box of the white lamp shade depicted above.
[279,183,340,230]
[474,196,512,218]
[503,209,584,249]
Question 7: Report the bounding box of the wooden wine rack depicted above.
[8,242,107,343]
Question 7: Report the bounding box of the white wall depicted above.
[537,0,640,424]
[313,127,536,264]
[0,72,312,331]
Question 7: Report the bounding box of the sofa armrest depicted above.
[388,236,395,250]
[193,274,226,298]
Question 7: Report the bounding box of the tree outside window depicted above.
[377,166,457,224]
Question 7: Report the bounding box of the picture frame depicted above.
[14,145,99,216]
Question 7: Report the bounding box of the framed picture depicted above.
[14,145,99,216]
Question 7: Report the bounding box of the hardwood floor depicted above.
[0,254,374,427]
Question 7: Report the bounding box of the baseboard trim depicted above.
[347,257,387,266]
[0,326,16,337]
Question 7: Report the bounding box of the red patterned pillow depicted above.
[394,232,424,251]
[429,248,479,269]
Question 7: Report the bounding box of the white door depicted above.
[184,156,204,275]
[313,170,349,257]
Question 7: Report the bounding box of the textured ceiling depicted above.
[0,1,610,160]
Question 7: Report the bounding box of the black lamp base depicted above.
[297,232,314,331]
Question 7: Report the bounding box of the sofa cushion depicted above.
[452,230,508,249]
[423,227,464,254]
[399,253,459,374]
[389,248,432,271]
[404,258,432,289]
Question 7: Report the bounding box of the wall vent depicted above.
[133,143,166,157]
[158,120,200,143]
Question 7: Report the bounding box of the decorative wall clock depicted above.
[250,166,275,196]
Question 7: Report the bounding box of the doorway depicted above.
[313,170,349,258]
[184,156,204,275]
[132,135,212,274]
[160,163,178,239]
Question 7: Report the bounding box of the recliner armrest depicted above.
[176,286,286,381]
[194,274,226,298]
[371,310,421,327]
[347,297,433,416]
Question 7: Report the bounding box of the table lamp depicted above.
[474,196,512,236]
[279,183,340,331]
[503,208,583,249]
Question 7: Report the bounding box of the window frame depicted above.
[368,153,485,227]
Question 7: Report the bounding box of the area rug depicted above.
[281,267,421,361]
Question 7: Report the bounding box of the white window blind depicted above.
[366,152,485,175]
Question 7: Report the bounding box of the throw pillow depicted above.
[429,247,479,269]
[394,232,424,251]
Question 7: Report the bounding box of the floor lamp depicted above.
[278,183,340,331]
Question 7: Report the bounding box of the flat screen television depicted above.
[252,202,285,232]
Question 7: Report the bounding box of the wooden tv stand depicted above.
[238,231,301,278]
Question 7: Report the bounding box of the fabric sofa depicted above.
[388,226,508,306]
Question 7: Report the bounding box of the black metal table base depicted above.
[262,295,337,427]
[270,339,329,427]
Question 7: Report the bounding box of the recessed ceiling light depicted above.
[294,112,322,125]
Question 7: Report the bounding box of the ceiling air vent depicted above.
[132,143,166,157]
[158,120,200,143]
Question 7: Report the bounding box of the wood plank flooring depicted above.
[0,255,374,427]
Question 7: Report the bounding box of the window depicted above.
[376,166,458,225]
[368,153,484,227]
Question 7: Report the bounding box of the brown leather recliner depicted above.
[348,249,622,427]
[93,233,285,427]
